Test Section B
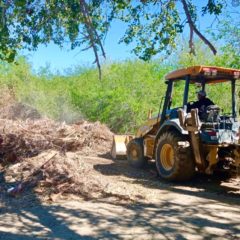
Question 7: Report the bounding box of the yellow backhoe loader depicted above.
[111,65,240,181]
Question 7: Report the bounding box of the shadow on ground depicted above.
[94,155,240,204]
[0,154,239,239]
[1,187,240,239]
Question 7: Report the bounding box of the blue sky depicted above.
[22,1,239,73]
[23,19,135,73]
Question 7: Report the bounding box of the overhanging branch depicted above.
[181,0,217,55]
[79,0,106,80]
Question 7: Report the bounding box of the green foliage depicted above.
[0,0,233,65]
[118,1,181,60]
[116,0,230,60]
[213,14,240,55]
[0,58,172,132]
[175,41,240,69]
[67,61,172,132]
[0,44,239,133]
[201,0,225,15]
[0,0,110,64]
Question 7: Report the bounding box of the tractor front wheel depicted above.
[127,138,146,168]
[156,131,195,181]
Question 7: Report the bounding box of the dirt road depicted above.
[0,153,239,240]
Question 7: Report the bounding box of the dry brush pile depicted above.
[0,118,113,162]
[0,102,116,201]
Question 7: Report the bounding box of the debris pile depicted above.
[0,118,113,163]
[4,151,109,200]
[0,108,115,201]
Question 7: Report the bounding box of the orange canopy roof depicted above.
[165,66,240,83]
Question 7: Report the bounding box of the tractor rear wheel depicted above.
[127,138,146,168]
[155,131,195,181]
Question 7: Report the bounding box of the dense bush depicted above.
[0,46,239,133]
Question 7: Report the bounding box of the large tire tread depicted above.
[156,131,195,181]
[127,138,146,168]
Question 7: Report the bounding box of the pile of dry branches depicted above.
[0,118,113,164]
[4,150,110,200]
[0,116,115,200]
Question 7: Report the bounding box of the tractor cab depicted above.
[164,66,240,146]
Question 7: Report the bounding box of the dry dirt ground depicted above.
[0,102,239,239]
[0,153,240,240]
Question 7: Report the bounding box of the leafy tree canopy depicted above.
[0,0,238,78]
[214,14,240,55]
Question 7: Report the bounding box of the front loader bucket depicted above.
[111,135,134,159]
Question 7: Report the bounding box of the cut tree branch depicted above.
[181,0,217,55]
